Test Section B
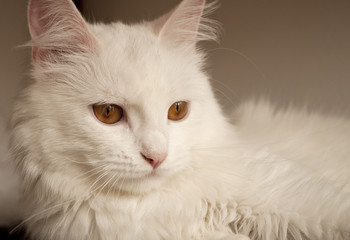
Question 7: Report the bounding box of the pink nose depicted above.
[142,152,167,169]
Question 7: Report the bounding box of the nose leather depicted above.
[142,152,167,169]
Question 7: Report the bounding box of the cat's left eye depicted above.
[168,101,188,121]
[93,104,123,124]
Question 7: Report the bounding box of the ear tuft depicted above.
[153,0,220,47]
[28,0,97,61]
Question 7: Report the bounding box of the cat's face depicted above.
[17,0,225,194]
[62,23,221,193]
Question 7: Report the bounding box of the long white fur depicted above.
[0,113,23,226]
[6,0,350,239]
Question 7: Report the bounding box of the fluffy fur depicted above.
[0,114,23,226]
[7,0,350,239]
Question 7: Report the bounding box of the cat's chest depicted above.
[87,193,206,240]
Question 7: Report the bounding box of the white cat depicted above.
[8,0,350,239]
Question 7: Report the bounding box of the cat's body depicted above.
[6,0,350,239]
[13,99,350,240]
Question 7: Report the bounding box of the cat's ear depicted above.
[28,0,97,62]
[152,0,218,47]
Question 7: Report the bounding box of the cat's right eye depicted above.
[93,104,123,124]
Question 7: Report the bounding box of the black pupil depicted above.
[106,105,111,116]
[176,103,180,112]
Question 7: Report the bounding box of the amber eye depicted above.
[168,101,188,121]
[93,104,123,124]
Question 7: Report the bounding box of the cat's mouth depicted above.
[134,167,163,179]
[110,168,170,194]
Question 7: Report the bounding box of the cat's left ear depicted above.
[28,0,97,62]
[152,0,218,48]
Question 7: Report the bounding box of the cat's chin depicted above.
[115,179,163,195]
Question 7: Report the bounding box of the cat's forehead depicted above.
[87,22,202,104]
[91,23,159,61]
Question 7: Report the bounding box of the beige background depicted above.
[1,0,350,119]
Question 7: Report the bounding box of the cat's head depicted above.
[14,0,228,194]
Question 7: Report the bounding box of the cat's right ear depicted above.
[28,0,97,62]
[152,0,218,48]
